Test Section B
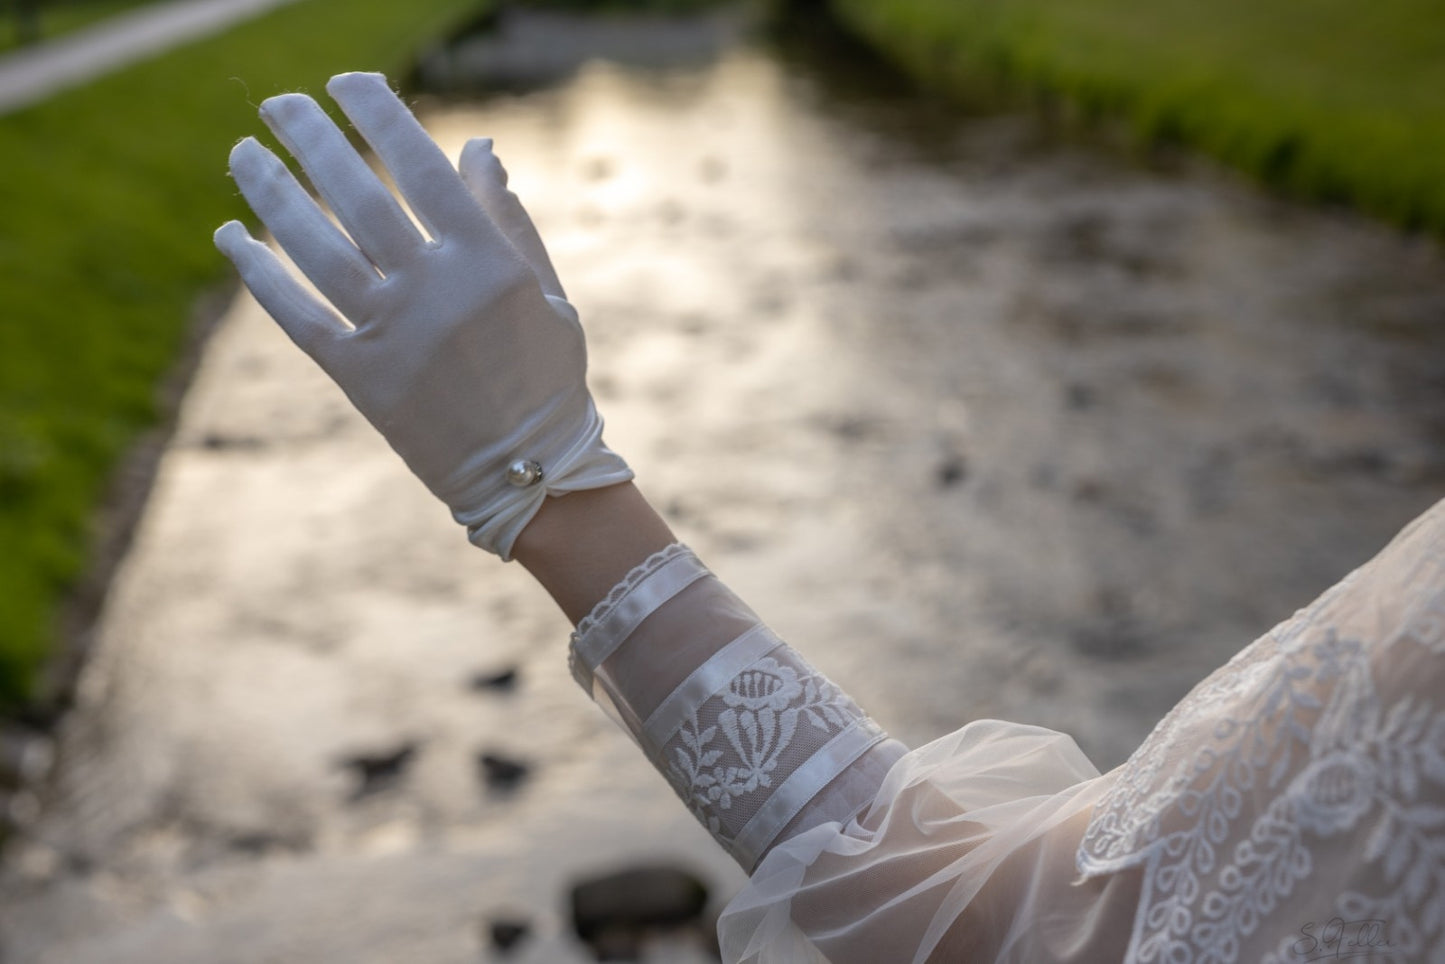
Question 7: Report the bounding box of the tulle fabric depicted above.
[571,546,904,871]
[1075,496,1445,964]
[718,721,1137,963]
[716,498,1445,964]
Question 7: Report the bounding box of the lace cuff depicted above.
[570,544,904,871]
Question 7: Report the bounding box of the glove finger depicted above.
[325,73,497,247]
[259,92,425,274]
[459,137,566,300]
[228,137,378,320]
[214,220,348,359]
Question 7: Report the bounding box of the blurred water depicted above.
[418,7,1445,761]
[3,7,1444,962]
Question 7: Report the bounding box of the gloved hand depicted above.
[214,71,632,559]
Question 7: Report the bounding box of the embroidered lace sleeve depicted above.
[567,544,1130,964]
[569,544,907,872]
[570,545,1134,963]
[1077,498,1445,964]
[570,502,1445,964]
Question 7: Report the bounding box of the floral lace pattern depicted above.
[661,649,864,853]
[1078,504,1445,964]
[566,542,888,872]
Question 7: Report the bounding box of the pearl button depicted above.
[505,459,543,487]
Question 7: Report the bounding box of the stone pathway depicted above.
[0,0,302,114]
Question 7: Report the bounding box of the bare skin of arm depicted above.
[511,482,676,625]
[511,482,1078,964]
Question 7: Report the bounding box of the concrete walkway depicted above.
[0,0,302,114]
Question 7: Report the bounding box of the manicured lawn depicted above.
[830,0,1445,235]
[1,0,164,54]
[0,0,489,705]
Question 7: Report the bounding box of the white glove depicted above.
[214,72,632,558]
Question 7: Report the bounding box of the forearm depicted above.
[514,480,905,874]
[516,489,1118,963]
[512,482,676,625]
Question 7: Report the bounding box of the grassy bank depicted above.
[828,0,1445,236]
[0,0,488,706]
[2,0,163,54]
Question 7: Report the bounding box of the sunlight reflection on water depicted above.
[420,37,1445,766]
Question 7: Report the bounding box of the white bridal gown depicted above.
[570,498,1445,963]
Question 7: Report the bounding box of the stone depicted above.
[477,752,530,792]
[485,915,532,956]
[338,742,420,800]
[469,666,520,693]
[570,864,710,961]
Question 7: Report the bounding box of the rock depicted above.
[485,914,532,956]
[469,666,520,693]
[570,864,710,961]
[587,927,642,962]
[228,831,307,856]
[338,741,419,800]
[477,752,530,792]
[198,432,266,451]
[935,455,968,488]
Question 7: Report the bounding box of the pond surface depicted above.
[3,7,1444,962]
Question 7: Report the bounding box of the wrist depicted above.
[512,482,676,625]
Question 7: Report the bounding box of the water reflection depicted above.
[420,10,1445,765]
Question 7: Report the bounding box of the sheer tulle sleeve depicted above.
[718,721,1141,963]
[1076,498,1445,964]
[569,498,1445,963]
[568,544,1138,962]
[569,544,909,872]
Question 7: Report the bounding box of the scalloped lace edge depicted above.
[571,542,693,642]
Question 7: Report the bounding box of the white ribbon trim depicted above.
[642,624,785,748]
[732,718,888,871]
[570,545,709,691]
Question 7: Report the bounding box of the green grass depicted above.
[829,0,1445,235]
[0,0,489,707]
[1,0,167,54]
[514,0,733,11]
